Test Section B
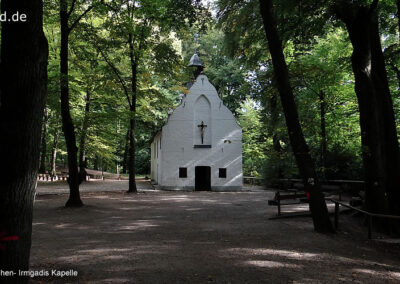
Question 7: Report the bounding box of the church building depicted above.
[150,51,242,191]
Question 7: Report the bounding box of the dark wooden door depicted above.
[195,166,211,191]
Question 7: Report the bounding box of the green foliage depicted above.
[216,0,375,182]
[237,98,267,177]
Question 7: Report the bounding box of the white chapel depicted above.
[150,51,242,191]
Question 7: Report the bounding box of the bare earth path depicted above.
[30,181,400,283]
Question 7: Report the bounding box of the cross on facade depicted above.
[197,121,207,144]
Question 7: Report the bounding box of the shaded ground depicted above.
[35,179,154,195]
[30,181,400,283]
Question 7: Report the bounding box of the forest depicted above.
[39,0,400,217]
[0,0,400,279]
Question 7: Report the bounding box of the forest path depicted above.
[30,189,400,283]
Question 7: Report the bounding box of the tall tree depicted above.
[90,20,140,192]
[50,124,60,178]
[335,0,400,218]
[319,90,328,176]
[39,107,49,173]
[397,0,400,38]
[0,0,48,279]
[127,28,139,193]
[258,0,333,233]
[94,0,203,192]
[60,0,94,206]
[78,89,91,181]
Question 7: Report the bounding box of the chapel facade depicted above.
[150,52,242,191]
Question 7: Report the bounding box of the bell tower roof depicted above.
[188,51,203,67]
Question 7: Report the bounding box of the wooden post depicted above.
[368,215,372,239]
[277,191,281,216]
[334,202,339,229]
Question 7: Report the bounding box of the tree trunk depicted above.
[259,0,333,233]
[269,90,283,180]
[60,0,83,207]
[336,1,400,219]
[39,107,49,173]
[50,127,59,178]
[319,91,327,178]
[389,63,400,91]
[0,0,48,280]
[397,0,400,41]
[122,129,130,174]
[79,89,91,182]
[94,155,99,171]
[127,33,137,193]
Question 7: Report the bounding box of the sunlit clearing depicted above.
[352,268,400,280]
[244,260,302,269]
[226,248,318,261]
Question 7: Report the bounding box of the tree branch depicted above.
[137,20,148,52]
[68,5,94,33]
[67,0,77,18]
[88,32,132,107]
[100,1,118,12]
[370,0,379,12]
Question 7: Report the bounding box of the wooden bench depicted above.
[269,179,365,217]
[279,179,364,199]
[268,191,309,216]
[37,173,69,181]
[243,176,264,186]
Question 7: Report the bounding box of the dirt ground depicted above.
[29,180,400,283]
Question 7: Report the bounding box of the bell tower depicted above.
[188,33,204,79]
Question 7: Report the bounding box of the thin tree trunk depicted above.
[272,134,284,182]
[39,107,49,173]
[319,91,327,178]
[335,1,400,219]
[50,127,59,178]
[127,33,138,193]
[397,0,400,42]
[122,129,130,174]
[94,155,99,171]
[60,0,83,207]
[259,0,333,233]
[269,90,283,180]
[79,89,91,182]
[0,0,48,279]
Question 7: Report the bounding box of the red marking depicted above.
[1,236,19,241]
[306,192,310,199]
[0,232,19,250]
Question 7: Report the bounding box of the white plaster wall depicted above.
[150,141,155,181]
[152,75,242,191]
[150,132,162,184]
